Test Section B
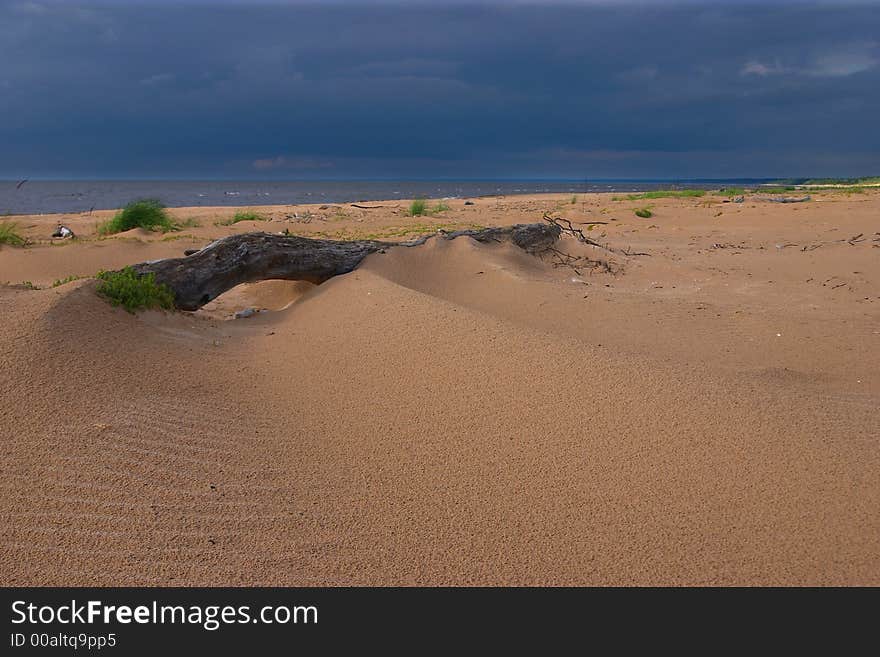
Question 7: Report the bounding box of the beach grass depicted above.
[408,199,453,216]
[216,209,267,226]
[613,190,706,201]
[96,267,175,313]
[0,221,28,247]
[634,208,653,218]
[408,199,428,216]
[98,199,175,235]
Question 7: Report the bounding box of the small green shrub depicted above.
[634,208,653,218]
[0,221,28,247]
[96,267,175,313]
[98,199,174,235]
[431,200,451,213]
[408,199,428,216]
[571,195,578,204]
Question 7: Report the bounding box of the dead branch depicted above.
[543,212,650,257]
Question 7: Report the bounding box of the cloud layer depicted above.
[1,1,878,178]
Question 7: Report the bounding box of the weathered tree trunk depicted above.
[132,223,561,310]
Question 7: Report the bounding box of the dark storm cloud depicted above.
[1,1,878,178]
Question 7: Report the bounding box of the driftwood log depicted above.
[132,223,561,310]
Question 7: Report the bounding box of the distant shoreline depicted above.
[0,178,812,216]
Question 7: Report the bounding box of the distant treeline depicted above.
[774,176,880,185]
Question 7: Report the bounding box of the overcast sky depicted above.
[1,0,878,179]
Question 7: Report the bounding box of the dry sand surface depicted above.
[1,191,878,585]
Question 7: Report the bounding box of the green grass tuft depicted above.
[614,190,706,201]
[634,208,653,218]
[408,199,428,216]
[407,199,453,216]
[0,221,28,247]
[98,199,174,235]
[96,267,176,313]
[570,195,578,204]
[216,209,267,226]
[233,209,266,223]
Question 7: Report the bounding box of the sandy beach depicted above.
[1,190,878,585]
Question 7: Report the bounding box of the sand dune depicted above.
[197,280,316,319]
[1,192,878,585]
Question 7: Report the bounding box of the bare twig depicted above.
[543,212,650,258]
[546,247,615,275]
[543,212,613,252]
[848,233,865,245]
